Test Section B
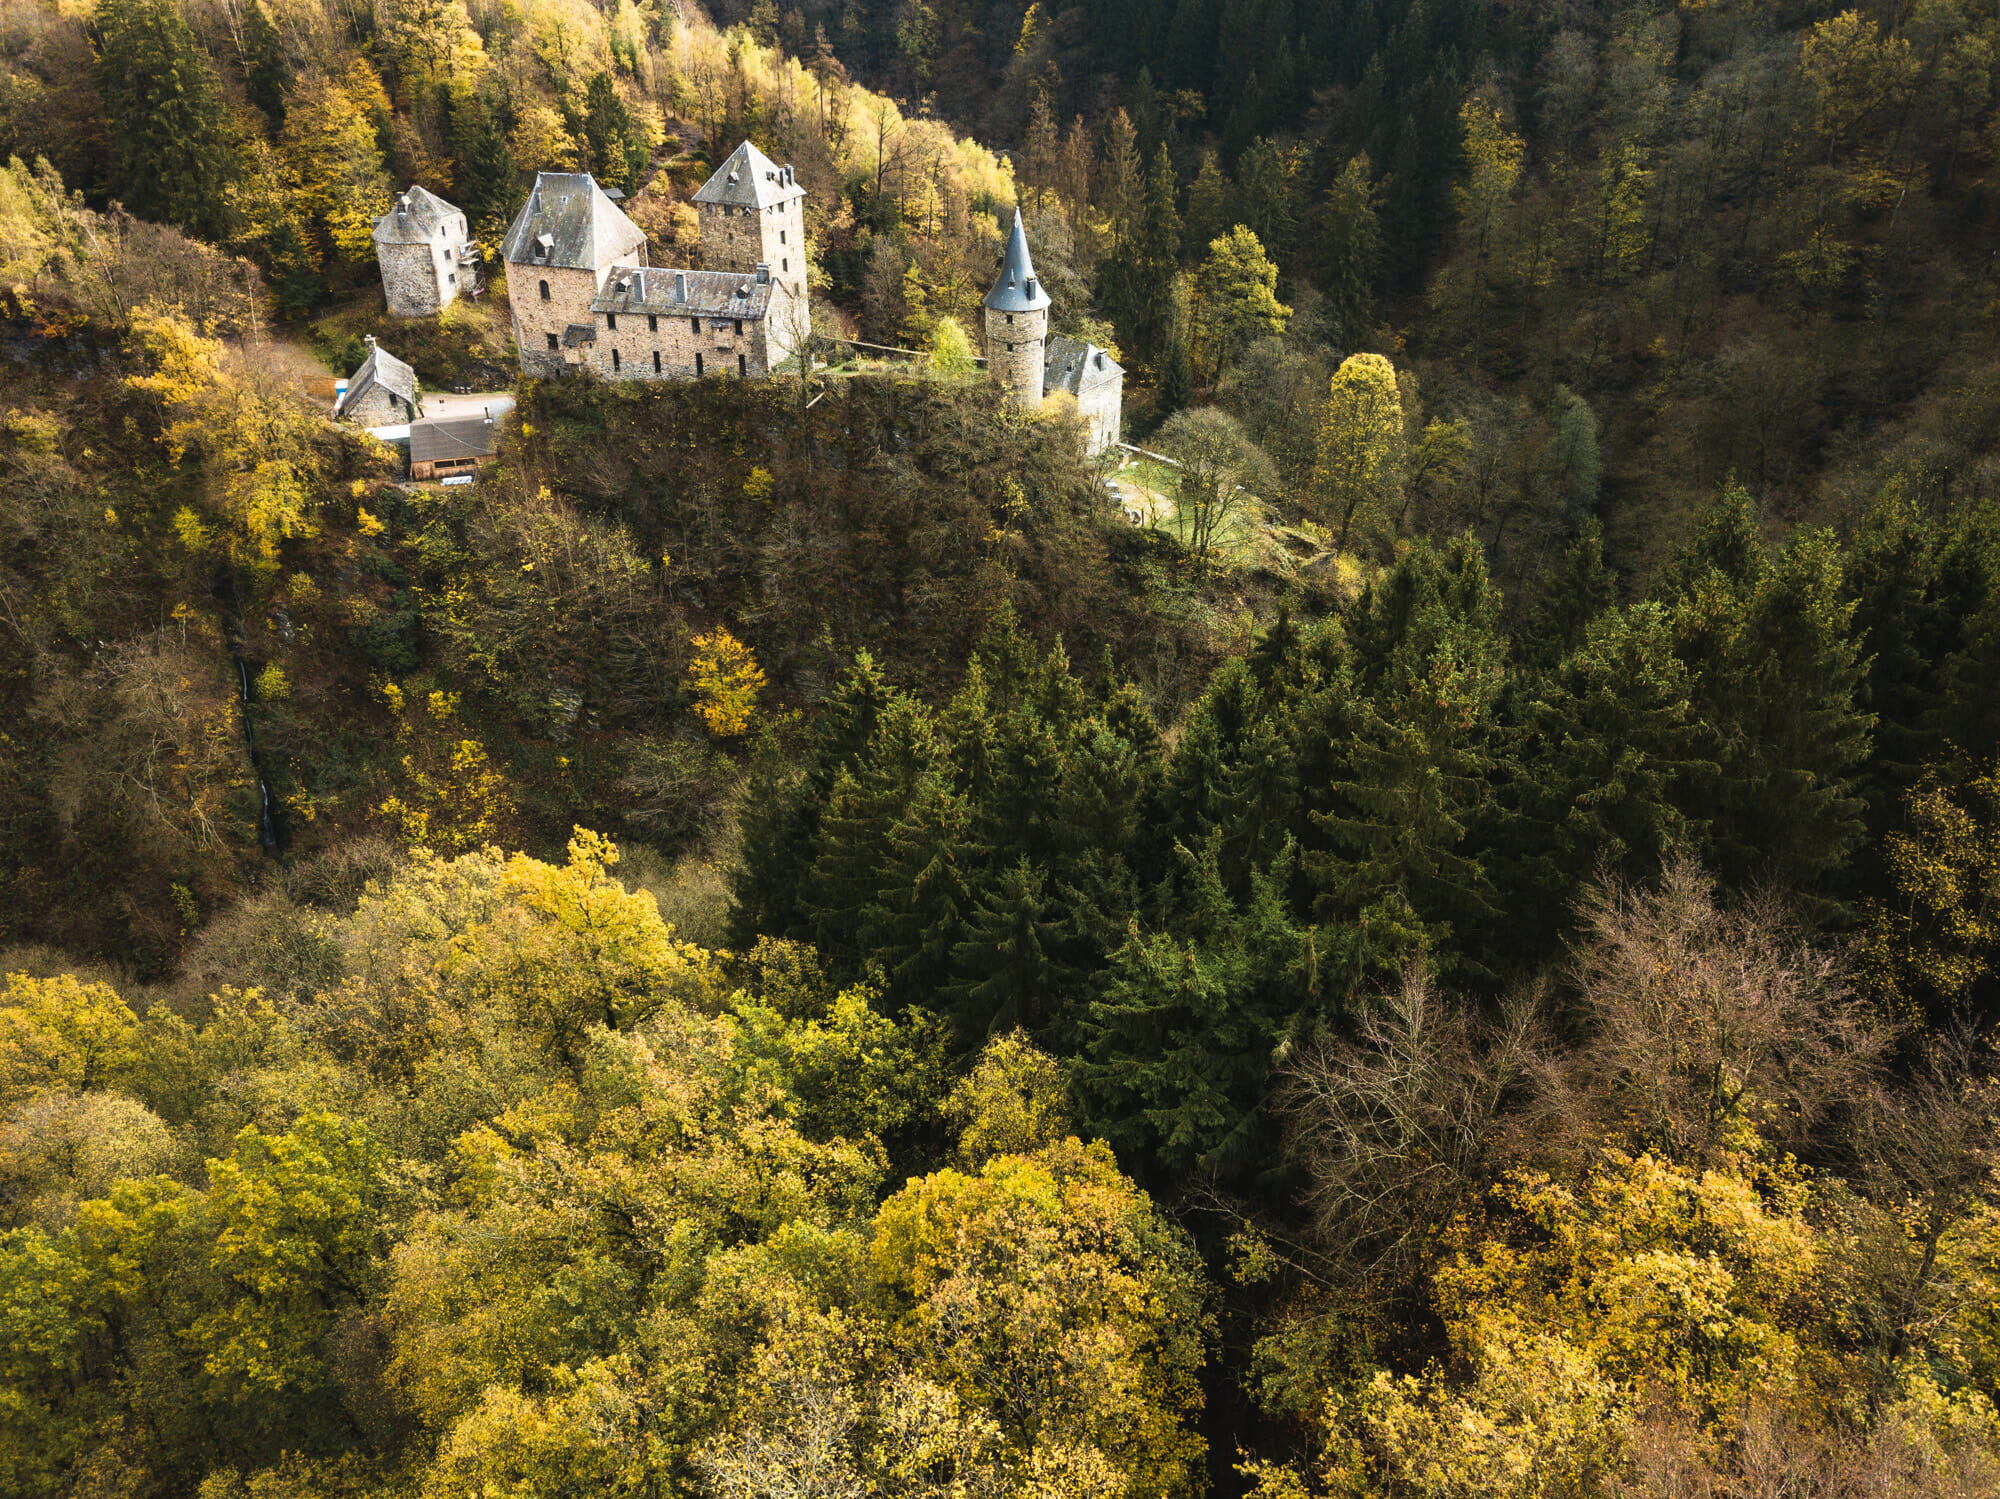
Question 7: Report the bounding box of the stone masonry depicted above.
[374,186,473,317]
[500,146,811,383]
[588,265,781,381]
[983,209,1051,408]
[500,173,650,378]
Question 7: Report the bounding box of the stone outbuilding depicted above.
[334,337,420,423]
[501,172,651,378]
[373,186,475,317]
[983,209,1051,407]
[409,412,500,480]
[1044,335,1124,455]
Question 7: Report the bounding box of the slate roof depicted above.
[410,415,498,466]
[983,209,1050,313]
[591,266,775,320]
[693,140,806,210]
[335,342,417,419]
[1044,335,1123,396]
[373,185,463,246]
[500,173,647,271]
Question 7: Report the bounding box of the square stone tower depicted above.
[373,186,472,317]
[693,141,807,306]
[499,172,648,378]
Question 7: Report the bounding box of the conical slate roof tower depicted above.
[983,209,1050,405]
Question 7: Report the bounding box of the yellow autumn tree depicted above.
[1857,760,2000,1023]
[375,684,516,852]
[125,305,326,572]
[687,628,765,736]
[1313,352,1405,554]
[279,65,396,263]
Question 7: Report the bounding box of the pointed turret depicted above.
[983,208,1050,406]
[983,209,1052,313]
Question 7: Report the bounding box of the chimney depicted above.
[364,334,377,351]
[634,270,645,299]
[396,194,409,215]
[674,271,687,302]
[755,263,769,285]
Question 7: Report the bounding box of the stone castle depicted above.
[499,140,807,382]
[371,141,1121,449]
[982,208,1123,454]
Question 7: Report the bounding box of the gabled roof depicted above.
[410,415,499,466]
[374,185,463,246]
[335,342,417,419]
[500,173,647,271]
[1044,335,1123,396]
[591,264,775,320]
[693,140,805,210]
[983,209,1050,313]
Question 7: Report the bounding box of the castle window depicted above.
[606,312,618,330]
[546,332,559,351]
[653,350,661,373]
[780,229,786,244]
[539,280,550,300]
[782,259,788,273]
[448,273,455,284]
[648,314,658,332]
[734,319,743,335]
[696,353,704,375]
[738,354,747,377]
[611,348,620,372]
[691,317,700,333]
[1006,314,1014,324]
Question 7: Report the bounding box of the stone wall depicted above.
[984,305,1048,407]
[379,242,444,317]
[342,384,412,423]
[1076,377,1122,454]
[588,305,774,381]
[698,197,806,300]
[506,260,602,378]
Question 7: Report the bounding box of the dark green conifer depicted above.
[947,860,1074,1043]
[94,0,241,240]
[727,655,892,949]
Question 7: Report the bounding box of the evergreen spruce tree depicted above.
[453,102,519,234]
[1078,837,1320,1180]
[805,697,943,977]
[947,859,1075,1043]
[583,72,641,188]
[1498,602,1708,964]
[1521,519,1617,668]
[95,0,242,240]
[858,775,974,1007]
[1662,489,1874,904]
[1314,154,1380,348]
[727,655,893,949]
[243,0,288,124]
[1310,537,1507,976]
[1129,144,1184,368]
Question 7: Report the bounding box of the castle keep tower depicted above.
[694,141,807,301]
[983,210,1050,408]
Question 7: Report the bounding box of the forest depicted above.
[3,0,2000,1494]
